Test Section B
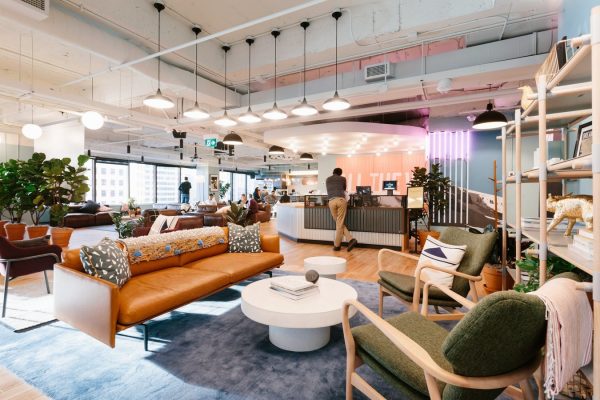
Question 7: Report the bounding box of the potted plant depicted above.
[42,155,90,248]
[112,214,144,239]
[127,197,138,217]
[218,182,231,201]
[407,163,450,249]
[480,225,515,293]
[513,244,577,292]
[0,159,27,240]
[20,153,51,238]
[226,203,251,226]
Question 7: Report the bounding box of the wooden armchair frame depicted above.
[378,249,481,320]
[342,299,541,400]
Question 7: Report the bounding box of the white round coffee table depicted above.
[304,256,347,280]
[241,276,357,352]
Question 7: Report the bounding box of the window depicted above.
[83,158,94,201]
[129,163,155,205]
[232,173,247,202]
[219,171,232,201]
[181,167,198,204]
[156,166,180,203]
[96,162,128,205]
[247,175,256,199]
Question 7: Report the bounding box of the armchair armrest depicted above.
[53,264,120,348]
[342,299,541,397]
[378,248,419,272]
[261,234,280,253]
[414,263,482,283]
[422,280,476,312]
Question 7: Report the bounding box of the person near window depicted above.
[326,168,358,252]
[205,193,217,206]
[264,190,279,205]
[252,187,261,202]
[238,193,258,217]
[179,176,191,204]
[238,193,248,206]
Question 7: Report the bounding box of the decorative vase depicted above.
[482,263,514,294]
[5,222,26,241]
[417,230,441,251]
[27,225,49,239]
[51,227,74,248]
[0,220,8,238]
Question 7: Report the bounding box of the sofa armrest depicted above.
[261,235,280,253]
[132,226,151,237]
[54,264,120,348]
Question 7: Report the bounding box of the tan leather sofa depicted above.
[54,229,283,348]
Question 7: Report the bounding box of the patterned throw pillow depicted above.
[416,236,466,288]
[80,238,131,287]
[227,222,262,253]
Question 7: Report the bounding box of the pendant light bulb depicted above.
[263,30,287,120]
[81,111,105,130]
[184,26,209,119]
[215,45,237,127]
[292,21,318,117]
[323,11,350,111]
[22,123,42,140]
[239,38,262,124]
[215,111,237,127]
[144,2,174,109]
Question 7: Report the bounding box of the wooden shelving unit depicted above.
[501,7,599,397]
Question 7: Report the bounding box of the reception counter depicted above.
[276,196,407,249]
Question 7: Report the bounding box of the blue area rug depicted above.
[0,275,455,400]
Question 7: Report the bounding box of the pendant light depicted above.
[263,30,288,120]
[292,21,318,116]
[223,132,243,145]
[239,38,261,124]
[214,45,237,127]
[21,35,42,140]
[81,78,105,130]
[268,145,285,155]
[184,26,210,119]
[299,152,313,161]
[323,11,350,111]
[143,2,175,109]
[472,85,507,130]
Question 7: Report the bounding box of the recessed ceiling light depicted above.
[383,148,388,152]
[408,150,413,155]
[321,151,327,155]
[347,154,351,158]
[376,152,381,156]
[361,136,367,142]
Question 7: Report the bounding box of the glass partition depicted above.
[129,163,156,205]
[156,166,180,203]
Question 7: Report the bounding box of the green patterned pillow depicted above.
[80,238,131,287]
[227,223,262,253]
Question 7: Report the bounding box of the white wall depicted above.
[317,155,338,194]
[34,120,85,162]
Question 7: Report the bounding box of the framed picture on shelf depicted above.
[209,175,219,192]
[574,121,592,158]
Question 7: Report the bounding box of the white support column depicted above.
[501,126,507,290]
[590,6,600,399]
[537,75,548,287]
[514,109,522,284]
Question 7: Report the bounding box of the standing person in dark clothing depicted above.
[253,187,261,202]
[179,177,191,204]
[325,168,357,251]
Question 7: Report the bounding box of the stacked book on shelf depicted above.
[270,276,319,300]
[521,217,585,232]
[568,228,594,259]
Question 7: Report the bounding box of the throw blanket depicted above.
[118,227,227,264]
[530,278,592,397]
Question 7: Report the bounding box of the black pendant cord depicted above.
[193,27,201,103]
[332,11,341,92]
[272,30,280,104]
[246,38,254,107]
[157,7,161,90]
[222,46,230,110]
[301,21,309,98]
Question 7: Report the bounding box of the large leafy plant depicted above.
[42,155,90,227]
[407,163,451,231]
[0,159,26,222]
[513,245,575,293]
[20,153,50,225]
[226,202,251,227]
[112,214,144,239]
[219,182,231,200]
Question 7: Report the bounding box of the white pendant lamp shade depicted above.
[144,88,174,109]
[183,101,210,119]
[292,21,318,117]
[263,30,287,120]
[81,111,105,130]
[323,11,350,111]
[263,103,288,120]
[239,38,262,124]
[323,91,350,111]
[214,111,237,127]
[238,108,261,123]
[21,123,42,140]
[184,27,209,120]
[291,98,318,116]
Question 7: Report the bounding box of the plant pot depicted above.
[417,230,441,250]
[27,225,49,239]
[0,221,8,238]
[51,227,74,248]
[5,222,26,241]
[482,263,514,294]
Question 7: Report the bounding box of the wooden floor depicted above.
[0,367,48,400]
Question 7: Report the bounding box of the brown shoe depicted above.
[347,239,358,252]
[333,246,341,251]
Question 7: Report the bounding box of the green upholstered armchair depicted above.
[342,290,547,400]
[378,228,497,320]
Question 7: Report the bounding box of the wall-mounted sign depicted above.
[204,138,217,148]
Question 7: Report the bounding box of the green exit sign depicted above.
[204,138,217,148]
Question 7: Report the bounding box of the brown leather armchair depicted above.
[0,236,62,317]
[141,209,180,227]
[132,215,204,237]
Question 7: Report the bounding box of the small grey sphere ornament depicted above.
[305,269,320,284]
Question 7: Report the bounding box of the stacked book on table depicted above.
[568,228,594,259]
[270,276,319,300]
[521,217,585,233]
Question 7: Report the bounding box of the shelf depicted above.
[505,155,592,183]
[515,227,592,275]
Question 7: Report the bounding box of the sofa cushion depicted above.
[228,222,261,253]
[185,252,283,282]
[79,200,101,214]
[118,267,230,325]
[80,238,131,287]
[12,235,51,248]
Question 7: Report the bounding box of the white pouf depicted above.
[303,256,347,280]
